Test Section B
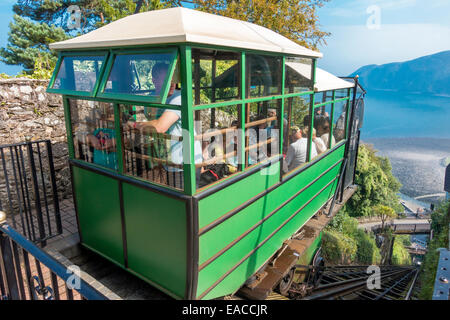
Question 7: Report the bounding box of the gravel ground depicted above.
[362,137,450,204]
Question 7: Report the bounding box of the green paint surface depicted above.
[196,145,344,299]
[122,183,187,299]
[72,167,124,266]
[198,161,280,229]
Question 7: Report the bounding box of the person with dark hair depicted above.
[315,115,334,152]
[283,126,317,173]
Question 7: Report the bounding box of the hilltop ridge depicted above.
[351,50,450,95]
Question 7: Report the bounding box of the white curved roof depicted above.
[50,7,322,58]
[286,61,354,92]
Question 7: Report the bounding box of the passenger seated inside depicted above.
[225,120,239,170]
[123,62,202,189]
[247,114,269,165]
[84,109,117,170]
[86,126,117,170]
[283,126,317,173]
[314,115,334,154]
[198,135,230,188]
[334,111,346,142]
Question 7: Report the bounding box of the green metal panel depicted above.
[122,183,187,299]
[198,161,280,229]
[198,158,340,266]
[198,175,338,299]
[196,144,345,299]
[72,166,124,266]
[293,231,322,283]
[180,45,196,195]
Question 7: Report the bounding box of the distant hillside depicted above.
[351,50,450,95]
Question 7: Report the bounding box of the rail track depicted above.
[287,265,419,300]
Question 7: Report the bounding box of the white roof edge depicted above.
[285,61,354,92]
[49,7,322,58]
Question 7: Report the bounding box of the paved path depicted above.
[359,218,430,232]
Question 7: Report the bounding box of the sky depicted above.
[317,0,450,75]
[0,0,21,75]
[0,0,449,76]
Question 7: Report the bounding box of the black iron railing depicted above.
[0,140,62,247]
[0,216,107,300]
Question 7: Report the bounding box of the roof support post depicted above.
[180,45,196,195]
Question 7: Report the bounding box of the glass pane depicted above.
[245,99,281,168]
[332,100,348,145]
[52,56,104,92]
[104,51,176,101]
[70,99,117,170]
[194,105,241,189]
[285,58,313,94]
[314,91,333,105]
[192,49,240,105]
[335,88,350,99]
[312,104,333,159]
[247,54,282,98]
[283,95,311,175]
[120,104,201,191]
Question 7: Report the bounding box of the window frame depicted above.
[47,51,110,97]
[97,47,179,104]
[58,44,356,196]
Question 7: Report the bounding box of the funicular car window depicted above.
[312,102,333,159]
[69,99,117,170]
[283,95,312,175]
[285,58,313,94]
[246,54,282,98]
[192,49,240,105]
[194,105,241,189]
[332,99,349,146]
[314,91,333,105]
[101,50,177,103]
[244,99,281,168]
[51,55,105,93]
[120,103,188,190]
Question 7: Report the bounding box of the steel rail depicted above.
[301,267,413,300]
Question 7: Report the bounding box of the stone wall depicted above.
[0,78,71,201]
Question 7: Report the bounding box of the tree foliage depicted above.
[373,204,397,230]
[184,0,330,50]
[324,211,381,265]
[343,144,403,217]
[391,236,411,265]
[0,14,68,73]
[418,201,449,299]
[0,0,164,74]
[2,0,330,75]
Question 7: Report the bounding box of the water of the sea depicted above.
[361,89,450,139]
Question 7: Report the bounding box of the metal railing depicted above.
[0,140,62,247]
[432,222,450,300]
[0,212,107,300]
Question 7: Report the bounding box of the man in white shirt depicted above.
[283,126,317,173]
[130,63,202,189]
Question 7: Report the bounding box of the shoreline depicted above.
[362,137,450,204]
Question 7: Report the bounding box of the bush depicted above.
[354,229,382,264]
[391,236,411,265]
[418,201,449,299]
[327,211,358,236]
[343,144,403,218]
[325,211,382,265]
[322,230,357,265]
